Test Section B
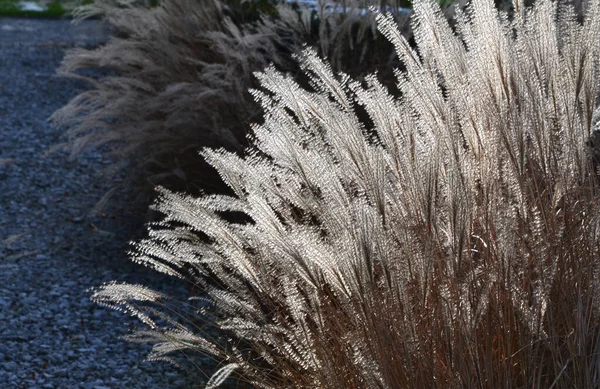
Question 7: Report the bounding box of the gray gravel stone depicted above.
[0,18,213,389]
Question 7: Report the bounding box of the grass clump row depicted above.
[54,0,600,387]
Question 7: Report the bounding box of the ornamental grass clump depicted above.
[92,0,600,387]
[52,0,406,200]
[51,0,297,197]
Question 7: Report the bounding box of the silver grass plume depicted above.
[91,0,600,387]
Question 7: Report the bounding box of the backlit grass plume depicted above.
[92,0,600,387]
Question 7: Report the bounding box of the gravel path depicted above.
[0,19,211,389]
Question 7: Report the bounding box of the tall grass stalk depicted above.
[91,0,600,387]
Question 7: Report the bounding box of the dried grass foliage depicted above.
[90,0,600,387]
[52,0,274,194]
